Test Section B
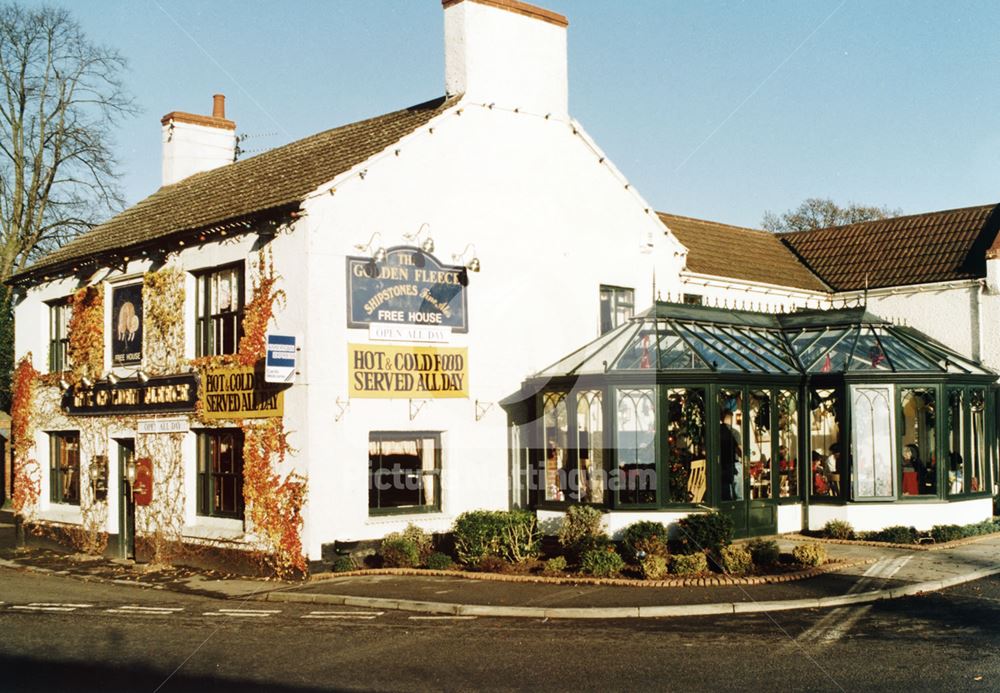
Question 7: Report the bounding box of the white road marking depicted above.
[302,614,379,620]
[106,606,185,615]
[407,616,477,621]
[11,605,77,612]
[203,608,281,618]
[30,602,94,608]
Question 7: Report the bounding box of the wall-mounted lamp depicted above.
[404,223,435,254]
[452,244,480,272]
[80,377,94,388]
[137,371,150,384]
[355,232,387,263]
[106,372,119,385]
[58,378,70,390]
[125,458,137,486]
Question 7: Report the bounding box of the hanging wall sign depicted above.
[346,247,468,333]
[201,365,284,420]
[265,333,297,383]
[64,374,198,415]
[348,343,468,399]
[112,282,143,366]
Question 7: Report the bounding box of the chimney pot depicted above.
[213,94,226,119]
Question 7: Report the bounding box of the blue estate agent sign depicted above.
[265,333,297,384]
[346,247,469,333]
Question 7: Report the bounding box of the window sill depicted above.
[184,517,245,542]
[38,504,83,524]
[366,510,448,524]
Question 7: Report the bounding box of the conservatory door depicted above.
[717,388,778,538]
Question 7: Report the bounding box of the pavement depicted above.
[3,507,1000,619]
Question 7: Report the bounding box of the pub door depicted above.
[117,439,136,560]
[716,387,778,538]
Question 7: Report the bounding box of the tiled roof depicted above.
[13,95,457,282]
[779,204,1000,291]
[658,213,829,292]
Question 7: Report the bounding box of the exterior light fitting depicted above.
[355,232,387,263]
[137,371,150,384]
[452,244,481,272]
[58,378,70,390]
[107,373,119,385]
[404,223,435,254]
[80,377,94,388]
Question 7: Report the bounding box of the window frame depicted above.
[194,262,246,358]
[599,285,635,335]
[196,428,245,520]
[896,384,939,501]
[368,431,443,516]
[49,431,81,505]
[47,299,71,373]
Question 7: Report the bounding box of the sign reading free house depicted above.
[346,247,468,333]
[348,344,468,398]
[112,282,143,366]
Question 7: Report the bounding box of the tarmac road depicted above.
[1,565,998,692]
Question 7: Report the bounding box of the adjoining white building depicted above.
[7,0,997,572]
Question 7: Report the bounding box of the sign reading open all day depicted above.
[348,344,468,399]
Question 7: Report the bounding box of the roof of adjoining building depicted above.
[12,95,457,283]
[778,203,1000,291]
[658,213,829,292]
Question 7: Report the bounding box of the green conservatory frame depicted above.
[508,302,997,537]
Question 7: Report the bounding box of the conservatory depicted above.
[508,302,998,537]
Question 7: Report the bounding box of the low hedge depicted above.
[452,510,540,565]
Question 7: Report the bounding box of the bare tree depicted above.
[0,3,136,409]
[761,197,900,233]
[0,2,137,282]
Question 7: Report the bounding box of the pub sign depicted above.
[63,374,198,415]
[346,247,468,332]
[112,282,143,366]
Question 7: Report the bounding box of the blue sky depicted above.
[32,0,1000,228]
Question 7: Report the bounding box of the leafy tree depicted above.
[761,197,900,234]
[0,3,136,408]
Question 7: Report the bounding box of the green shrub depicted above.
[476,555,511,573]
[747,538,780,566]
[379,537,420,568]
[822,519,855,540]
[426,552,454,571]
[792,543,827,567]
[720,545,753,575]
[397,524,434,564]
[452,510,540,565]
[558,506,608,558]
[620,521,669,563]
[675,512,734,557]
[453,511,505,565]
[499,509,541,563]
[331,555,355,573]
[864,525,918,545]
[930,524,965,543]
[640,554,668,580]
[669,552,708,575]
[543,556,568,576]
[580,547,625,578]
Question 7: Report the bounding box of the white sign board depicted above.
[265,333,297,383]
[137,417,190,435]
[369,323,451,344]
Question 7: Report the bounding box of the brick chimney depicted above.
[443,0,569,117]
[160,94,236,186]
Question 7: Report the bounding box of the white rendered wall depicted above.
[678,274,826,312]
[776,503,803,534]
[298,100,684,558]
[444,1,568,117]
[807,497,993,532]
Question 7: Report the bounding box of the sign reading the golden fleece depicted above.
[200,366,284,419]
[346,247,468,332]
[348,344,468,398]
[64,375,198,415]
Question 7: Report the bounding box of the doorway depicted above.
[116,439,136,560]
[716,387,778,538]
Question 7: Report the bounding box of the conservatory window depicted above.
[748,390,773,500]
[615,388,656,505]
[947,390,965,496]
[575,390,604,503]
[971,389,987,493]
[718,389,744,501]
[901,388,936,496]
[851,385,895,500]
[810,388,840,497]
[665,388,706,504]
[542,393,569,502]
[778,389,798,498]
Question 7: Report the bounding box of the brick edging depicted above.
[788,530,1000,552]
[308,557,873,588]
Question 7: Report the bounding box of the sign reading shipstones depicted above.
[200,366,284,420]
[64,375,198,415]
[346,247,468,333]
[348,343,468,399]
[112,282,143,366]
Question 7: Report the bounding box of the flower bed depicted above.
[800,518,1000,551]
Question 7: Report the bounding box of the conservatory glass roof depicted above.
[534,303,993,378]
